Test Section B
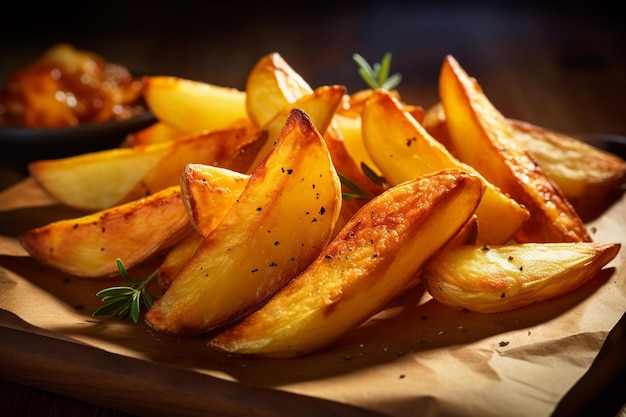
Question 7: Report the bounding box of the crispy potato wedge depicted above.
[245,85,346,173]
[181,163,249,236]
[244,52,385,203]
[421,242,621,313]
[362,89,529,244]
[143,75,249,135]
[245,52,313,127]
[509,119,626,220]
[29,126,258,211]
[439,55,591,243]
[145,109,342,335]
[209,169,484,357]
[423,103,626,220]
[19,186,191,278]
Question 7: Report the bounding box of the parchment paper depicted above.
[1,178,624,417]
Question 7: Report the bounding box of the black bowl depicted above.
[0,111,157,164]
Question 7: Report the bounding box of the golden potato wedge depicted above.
[145,109,342,336]
[157,231,203,291]
[340,88,424,123]
[19,186,191,278]
[362,89,529,244]
[421,242,621,313]
[245,52,313,127]
[143,75,250,135]
[124,121,186,147]
[209,169,484,357]
[509,119,626,220]
[244,52,384,203]
[29,126,258,211]
[181,163,250,236]
[333,112,383,177]
[245,85,347,173]
[439,55,591,243]
[422,102,453,150]
[423,103,626,221]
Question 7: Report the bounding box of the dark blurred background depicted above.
[1,0,624,135]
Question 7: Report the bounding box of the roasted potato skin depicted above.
[421,242,621,313]
[361,89,529,245]
[145,109,342,336]
[423,102,626,222]
[19,186,191,278]
[209,169,485,357]
[439,55,591,243]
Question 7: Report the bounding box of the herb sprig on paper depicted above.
[92,258,160,323]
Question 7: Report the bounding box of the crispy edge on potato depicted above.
[181,164,250,237]
[19,186,191,278]
[362,89,529,245]
[209,169,485,357]
[439,55,591,243]
[421,242,621,313]
[144,109,342,336]
[245,85,347,173]
[423,103,626,221]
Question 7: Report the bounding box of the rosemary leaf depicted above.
[92,258,160,323]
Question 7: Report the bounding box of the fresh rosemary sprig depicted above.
[339,162,388,200]
[353,52,402,90]
[92,258,160,323]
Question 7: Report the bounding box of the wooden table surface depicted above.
[1,1,624,416]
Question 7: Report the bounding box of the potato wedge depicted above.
[244,52,385,203]
[245,52,313,127]
[29,126,257,211]
[509,119,626,220]
[362,89,529,244]
[19,186,191,278]
[423,103,626,221]
[421,242,621,313]
[439,55,591,243]
[157,231,203,291]
[333,112,383,177]
[341,88,424,123]
[209,169,484,357]
[143,75,249,135]
[245,85,346,173]
[181,163,249,236]
[145,109,342,336]
[123,121,188,147]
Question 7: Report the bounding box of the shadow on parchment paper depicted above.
[0,249,616,388]
[0,204,91,238]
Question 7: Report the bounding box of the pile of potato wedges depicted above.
[19,52,626,357]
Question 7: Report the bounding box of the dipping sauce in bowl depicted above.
[0,43,156,162]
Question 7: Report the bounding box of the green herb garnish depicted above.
[92,258,160,323]
[339,162,388,200]
[353,52,402,90]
